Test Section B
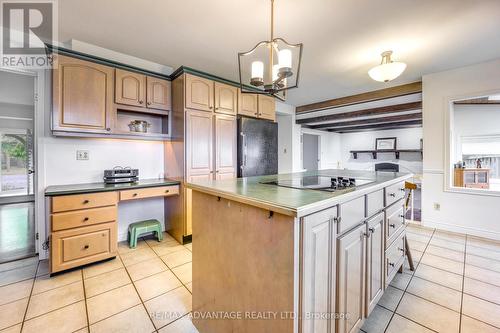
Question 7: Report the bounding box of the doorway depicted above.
[303,133,320,171]
[0,70,36,263]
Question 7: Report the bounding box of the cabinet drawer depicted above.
[51,222,117,273]
[51,192,118,213]
[120,185,179,201]
[366,189,384,217]
[385,230,405,285]
[338,196,365,235]
[385,181,406,206]
[385,202,405,248]
[51,206,117,232]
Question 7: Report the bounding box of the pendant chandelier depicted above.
[368,51,407,82]
[238,0,303,101]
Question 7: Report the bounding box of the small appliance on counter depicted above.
[128,120,151,133]
[104,166,139,184]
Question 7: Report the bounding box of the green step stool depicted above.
[128,219,163,248]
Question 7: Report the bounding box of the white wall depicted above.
[339,128,423,174]
[422,58,500,240]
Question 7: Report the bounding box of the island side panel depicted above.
[192,190,297,333]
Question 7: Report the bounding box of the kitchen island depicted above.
[187,170,412,333]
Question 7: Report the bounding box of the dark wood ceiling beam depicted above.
[296,81,422,113]
[296,101,422,125]
[327,120,422,132]
[306,113,422,129]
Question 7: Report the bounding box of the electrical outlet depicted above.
[433,203,441,211]
[76,150,89,160]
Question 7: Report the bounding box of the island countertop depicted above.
[186,169,412,217]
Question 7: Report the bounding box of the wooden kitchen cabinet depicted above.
[214,82,238,115]
[115,69,147,107]
[52,55,114,133]
[301,208,336,333]
[365,212,384,316]
[147,76,171,110]
[337,223,366,333]
[185,109,214,181]
[238,92,259,117]
[258,94,276,121]
[185,74,214,112]
[214,114,237,180]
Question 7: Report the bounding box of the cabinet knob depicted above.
[106,128,111,132]
[389,193,396,197]
[83,245,89,250]
[369,227,375,233]
[165,190,169,193]
[147,101,151,106]
[83,217,89,222]
[83,200,89,204]
[209,106,213,109]
[400,188,406,192]
[388,262,395,267]
[333,216,341,223]
[389,223,396,228]
[399,214,405,218]
[133,193,138,197]
[215,107,219,110]
[139,100,144,104]
[398,247,405,253]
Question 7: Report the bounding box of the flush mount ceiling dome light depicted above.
[238,0,303,101]
[368,51,407,82]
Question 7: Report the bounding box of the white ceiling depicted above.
[58,0,500,106]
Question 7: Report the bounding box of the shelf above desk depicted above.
[350,149,423,160]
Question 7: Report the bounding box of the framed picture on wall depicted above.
[375,137,397,150]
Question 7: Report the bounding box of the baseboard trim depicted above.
[422,219,500,241]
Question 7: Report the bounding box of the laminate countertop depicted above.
[186,169,412,218]
[45,178,181,196]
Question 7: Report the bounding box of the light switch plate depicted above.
[76,150,89,160]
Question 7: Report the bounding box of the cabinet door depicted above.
[214,82,238,115]
[301,207,337,333]
[366,213,384,316]
[52,55,114,133]
[215,114,237,180]
[185,110,214,181]
[258,95,276,121]
[115,69,146,107]
[147,76,171,111]
[185,74,214,112]
[337,223,366,333]
[238,91,259,117]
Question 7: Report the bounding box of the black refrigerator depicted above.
[237,116,278,177]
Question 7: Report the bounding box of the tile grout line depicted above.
[81,269,91,332]
[458,234,467,333]
[19,260,39,331]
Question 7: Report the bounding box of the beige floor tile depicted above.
[385,314,433,333]
[464,277,500,305]
[184,243,192,252]
[462,294,500,328]
[432,230,466,243]
[32,270,82,295]
[172,263,192,284]
[22,301,87,333]
[420,252,464,275]
[185,282,192,293]
[406,233,431,244]
[145,287,192,329]
[82,257,123,279]
[406,224,434,236]
[413,263,463,291]
[0,298,28,330]
[0,279,32,306]
[144,233,178,247]
[429,237,465,252]
[86,284,141,324]
[465,264,500,287]
[461,314,500,333]
[117,239,148,254]
[425,245,465,262]
[84,268,131,297]
[410,249,424,264]
[26,280,84,319]
[151,243,186,257]
[73,328,89,333]
[135,270,182,301]
[406,276,462,311]
[360,305,392,333]
[467,236,500,252]
[407,239,427,252]
[158,315,198,333]
[466,254,500,272]
[396,293,459,333]
[120,248,157,266]
[466,245,500,261]
[0,265,36,287]
[0,257,37,273]
[89,304,155,333]
[35,260,49,277]
[0,323,21,333]
[377,286,403,311]
[126,257,168,282]
[389,272,412,290]
[161,249,192,269]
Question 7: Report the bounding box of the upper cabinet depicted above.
[52,55,114,134]
[258,95,276,121]
[238,92,259,117]
[214,82,238,115]
[115,69,146,108]
[185,74,214,112]
[147,76,171,111]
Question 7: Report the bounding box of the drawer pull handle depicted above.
[399,214,405,218]
[83,217,89,222]
[333,216,341,223]
[398,247,405,253]
[389,193,396,198]
[165,190,170,193]
[83,200,90,204]
[389,223,396,228]
[388,262,395,267]
[133,193,138,197]
[83,245,89,250]
[369,227,375,233]
[400,188,406,192]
